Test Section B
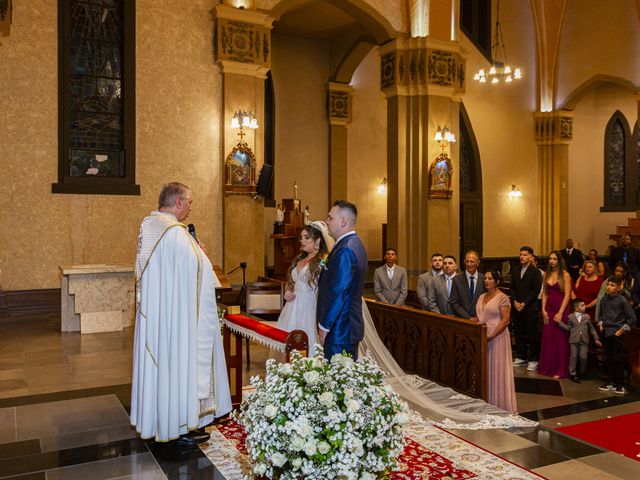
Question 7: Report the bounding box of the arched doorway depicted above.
[459,103,483,259]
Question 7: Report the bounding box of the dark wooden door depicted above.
[460,195,482,259]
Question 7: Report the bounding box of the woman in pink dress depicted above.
[539,251,571,378]
[475,270,517,413]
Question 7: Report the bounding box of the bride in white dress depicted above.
[277,221,334,355]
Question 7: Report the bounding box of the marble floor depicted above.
[1,313,639,479]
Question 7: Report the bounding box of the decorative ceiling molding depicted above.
[530,0,568,112]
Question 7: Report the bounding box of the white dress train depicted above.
[276,264,319,355]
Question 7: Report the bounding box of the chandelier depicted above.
[473,0,522,84]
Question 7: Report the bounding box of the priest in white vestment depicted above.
[131,182,232,443]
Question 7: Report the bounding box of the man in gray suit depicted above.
[373,248,408,305]
[449,251,486,319]
[416,253,444,309]
[421,255,457,314]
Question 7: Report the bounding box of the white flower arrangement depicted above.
[234,347,408,479]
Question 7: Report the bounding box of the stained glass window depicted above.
[54,0,138,195]
[606,119,625,208]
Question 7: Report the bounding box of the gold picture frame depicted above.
[225,141,257,195]
[428,152,453,199]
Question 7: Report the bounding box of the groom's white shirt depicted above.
[318,230,357,333]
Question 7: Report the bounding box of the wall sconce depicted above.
[377,177,388,194]
[230,109,258,140]
[434,125,456,153]
[508,184,522,198]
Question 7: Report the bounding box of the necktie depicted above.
[624,250,628,263]
[447,276,452,296]
[469,275,475,297]
[387,268,393,281]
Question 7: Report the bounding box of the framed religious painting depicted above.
[428,152,453,199]
[225,142,257,195]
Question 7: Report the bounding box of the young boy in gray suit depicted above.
[555,298,601,383]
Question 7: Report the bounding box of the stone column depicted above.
[380,37,465,285]
[214,5,274,284]
[534,110,573,253]
[327,82,353,205]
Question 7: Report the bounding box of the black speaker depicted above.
[256,164,273,197]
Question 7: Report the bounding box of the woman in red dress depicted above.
[571,260,604,324]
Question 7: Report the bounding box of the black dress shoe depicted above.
[570,375,581,383]
[175,431,210,447]
[187,430,211,443]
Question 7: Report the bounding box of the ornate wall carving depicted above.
[534,111,574,145]
[326,82,353,126]
[216,18,271,67]
[379,42,465,95]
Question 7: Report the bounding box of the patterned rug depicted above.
[201,418,546,479]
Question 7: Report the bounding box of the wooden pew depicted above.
[365,298,488,400]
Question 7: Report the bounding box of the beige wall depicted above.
[0,0,224,290]
[460,0,540,257]
[258,0,408,34]
[347,47,387,260]
[270,32,330,222]
[568,84,639,254]
[556,0,640,108]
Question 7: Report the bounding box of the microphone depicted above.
[188,223,197,241]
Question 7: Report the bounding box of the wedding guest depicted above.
[587,249,606,277]
[555,299,601,383]
[426,255,457,315]
[609,233,640,273]
[373,248,408,306]
[539,251,571,379]
[416,253,444,310]
[510,246,543,371]
[562,238,584,282]
[597,276,636,395]
[595,261,634,323]
[449,250,486,319]
[571,260,604,324]
[475,270,517,413]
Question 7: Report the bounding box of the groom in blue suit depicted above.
[317,200,368,360]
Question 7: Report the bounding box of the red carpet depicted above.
[557,412,640,462]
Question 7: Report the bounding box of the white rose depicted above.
[341,356,354,369]
[291,457,303,469]
[303,440,317,456]
[299,423,312,438]
[319,391,334,407]
[395,412,409,425]
[291,435,305,451]
[346,399,360,413]
[311,357,323,369]
[303,370,320,384]
[280,364,293,375]
[270,452,288,468]
[264,404,278,419]
[330,353,345,364]
[254,463,267,475]
[360,472,375,480]
[317,441,330,454]
[383,384,394,393]
[343,388,354,399]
